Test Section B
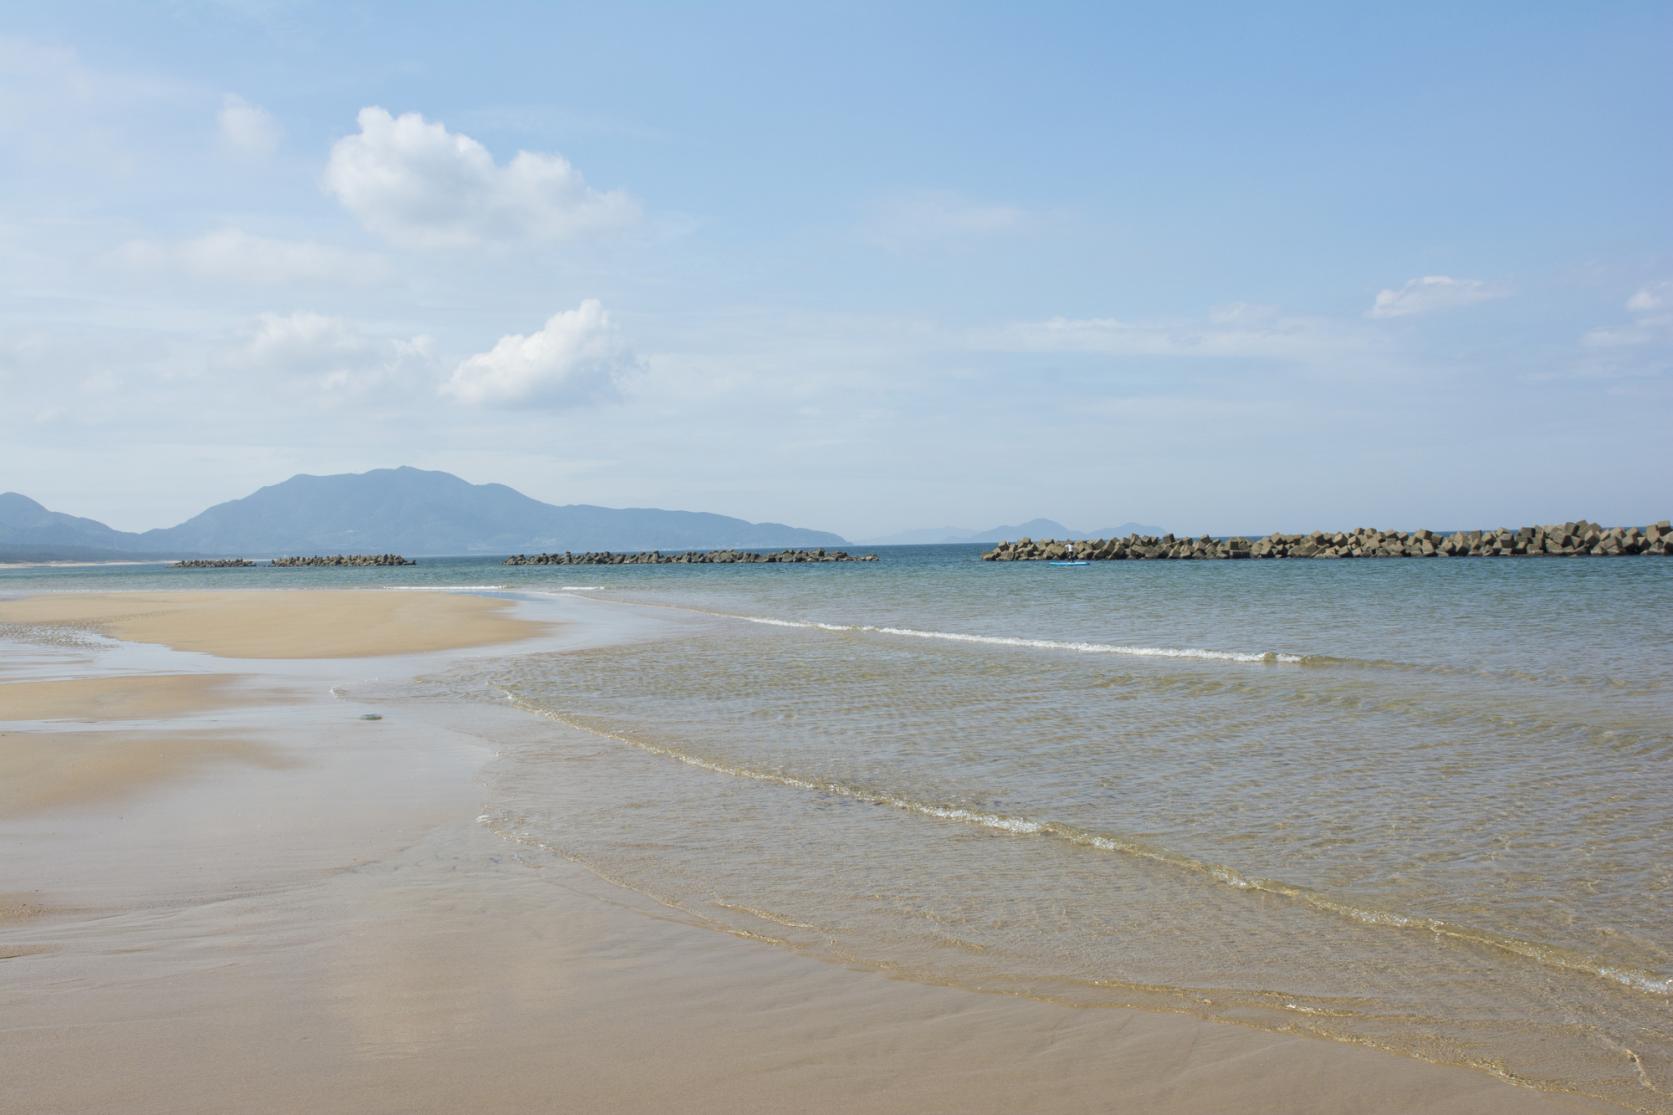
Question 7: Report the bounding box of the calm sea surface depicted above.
[6,546,1671,1109]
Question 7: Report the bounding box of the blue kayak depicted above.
[1050,560,1090,566]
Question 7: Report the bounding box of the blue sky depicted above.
[2,1,1669,538]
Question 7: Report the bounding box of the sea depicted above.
[5,546,1670,1110]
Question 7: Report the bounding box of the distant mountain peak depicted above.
[3,466,849,558]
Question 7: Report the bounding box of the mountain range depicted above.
[863,518,1166,546]
[0,467,848,559]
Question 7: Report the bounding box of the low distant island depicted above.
[505,548,877,565]
[984,520,1672,561]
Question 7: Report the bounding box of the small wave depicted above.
[573,597,1648,692]
[501,688,1673,1002]
[383,584,508,592]
[712,901,822,930]
[733,614,1302,664]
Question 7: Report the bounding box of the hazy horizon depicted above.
[3,3,1669,538]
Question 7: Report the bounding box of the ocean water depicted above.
[6,547,1671,1109]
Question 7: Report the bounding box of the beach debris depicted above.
[358,713,383,721]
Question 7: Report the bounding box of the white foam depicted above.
[733,614,1300,664]
[382,584,507,592]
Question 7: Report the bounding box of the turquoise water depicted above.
[7,547,1672,1108]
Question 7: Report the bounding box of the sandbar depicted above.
[0,590,545,658]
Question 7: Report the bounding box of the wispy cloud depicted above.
[239,311,435,397]
[981,303,1374,365]
[865,190,1030,251]
[1581,281,1673,348]
[1368,275,1509,318]
[0,36,195,170]
[111,228,389,284]
[1625,282,1670,314]
[217,93,279,158]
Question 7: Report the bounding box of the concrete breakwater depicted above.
[983,520,1673,561]
[505,548,877,566]
[271,554,416,567]
[173,558,256,568]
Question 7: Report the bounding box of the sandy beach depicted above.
[0,590,1614,1113]
[0,589,545,659]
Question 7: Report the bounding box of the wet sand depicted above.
[0,672,247,721]
[0,729,289,816]
[0,590,1616,1113]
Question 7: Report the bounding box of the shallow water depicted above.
[8,547,1672,1109]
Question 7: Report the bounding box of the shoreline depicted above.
[0,589,1616,1113]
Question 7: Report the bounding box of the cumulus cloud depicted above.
[112,228,388,284]
[1582,281,1673,348]
[240,311,435,396]
[1368,275,1509,318]
[442,299,636,407]
[218,94,280,158]
[323,107,638,247]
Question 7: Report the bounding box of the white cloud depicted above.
[323,107,638,248]
[442,299,636,407]
[866,190,1028,250]
[218,94,280,158]
[1368,275,1509,318]
[112,228,388,284]
[1625,281,1669,315]
[1582,281,1673,348]
[240,311,435,396]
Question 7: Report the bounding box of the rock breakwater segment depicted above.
[271,554,416,567]
[983,521,1673,561]
[505,548,877,566]
[172,559,256,568]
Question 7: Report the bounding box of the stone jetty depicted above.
[505,548,877,566]
[983,521,1673,561]
[271,554,416,567]
[173,558,256,568]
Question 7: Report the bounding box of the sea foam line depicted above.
[501,688,1673,1001]
[570,596,1644,691]
[732,614,1303,664]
